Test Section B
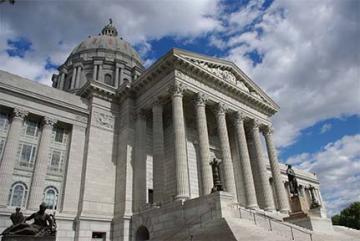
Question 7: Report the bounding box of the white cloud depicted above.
[222,0,360,148]
[320,123,332,134]
[0,0,221,85]
[286,135,360,216]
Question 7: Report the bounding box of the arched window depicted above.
[43,186,58,210]
[8,182,28,208]
[104,74,114,86]
[135,226,149,241]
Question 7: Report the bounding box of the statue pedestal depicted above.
[284,196,333,232]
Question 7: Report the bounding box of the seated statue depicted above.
[1,202,56,237]
[10,208,24,225]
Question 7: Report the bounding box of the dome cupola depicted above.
[52,19,144,97]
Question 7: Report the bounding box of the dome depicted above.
[70,19,142,64]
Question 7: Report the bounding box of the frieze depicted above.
[94,111,114,129]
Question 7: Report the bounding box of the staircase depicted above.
[234,206,313,241]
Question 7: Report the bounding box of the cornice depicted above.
[78,80,118,102]
[0,80,89,115]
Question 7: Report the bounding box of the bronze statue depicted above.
[286,164,299,196]
[10,208,24,225]
[210,158,224,193]
[1,202,56,238]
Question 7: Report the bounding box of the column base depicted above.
[174,195,189,202]
[246,204,259,210]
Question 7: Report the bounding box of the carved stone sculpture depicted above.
[308,185,321,209]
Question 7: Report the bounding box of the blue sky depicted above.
[0,0,359,216]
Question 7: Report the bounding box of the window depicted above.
[43,186,58,210]
[0,113,8,131]
[8,182,28,208]
[0,137,5,158]
[48,150,64,172]
[18,144,37,168]
[54,127,64,143]
[24,120,39,137]
[148,189,153,204]
[104,74,114,86]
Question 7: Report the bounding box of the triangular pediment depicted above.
[173,49,279,110]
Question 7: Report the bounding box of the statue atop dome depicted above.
[101,18,118,37]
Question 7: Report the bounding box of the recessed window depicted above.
[0,137,5,158]
[18,143,37,168]
[24,120,39,137]
[8,182,28,208]
[54,127,64,143]
[43,186,58,210]
[104,73,114,86]
[48,150,64,173]
[92,232,106,241]
[0,113,9,131]
[148,189,153,204]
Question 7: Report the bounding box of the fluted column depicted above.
[263,126,289,213]
[152,99,165,203]
[0,108,28,207]
[250,120,274,211]
[27,117,57,210]
[214,103,236,198]
[233,112,258,209]
[194,93,212,195]
[169,83,190,201]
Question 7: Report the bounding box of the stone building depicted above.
[0,21,335,241]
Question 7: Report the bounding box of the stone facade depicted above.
[0,22,336,241]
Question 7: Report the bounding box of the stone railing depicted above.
[237,206,313,241]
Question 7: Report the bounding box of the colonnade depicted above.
[0,108,57,210]
[142,83,289,212]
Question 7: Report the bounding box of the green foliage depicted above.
[332,202,360,230]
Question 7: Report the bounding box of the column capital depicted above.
[249,119,262,130]
[135,109,147,120]
[42,116,57,127]
[12,108,29,120]
[233,111,247,124]
[169,83,185,98]
[152,97,166,107]
[214,103,228,116]
[193,92,208,107]
[263,125,274,137]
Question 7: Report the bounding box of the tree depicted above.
[332,202,360,230]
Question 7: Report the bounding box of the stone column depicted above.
[134,110,147,211]
[193,93,212,195]
[71,67,77,89]
[59,72,65,90]
[119,68,124,86]
[114,65,120,88]
[233,112,258,209]
[98,63,103,82]
[250,120,274,211]
[214,103,236,198]
[93,64,97,80]
[263,126,289,213]
[75,66,82,88]
[169,83,190,201]
[152,99,165,204]
[0,108,28,207]
[27,117,57,210]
